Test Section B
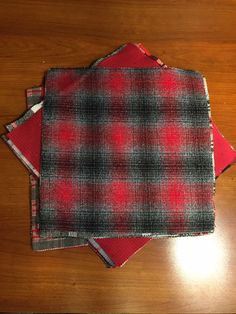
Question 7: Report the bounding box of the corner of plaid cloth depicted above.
[89,43,128,67]
[1,133,40,178]
[29,174,88,251]
[90,42,167,68]
[1,102,43,177]
[88,238,115,268]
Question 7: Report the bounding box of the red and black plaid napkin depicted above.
[2,43,236,267]
[40,67,215,239]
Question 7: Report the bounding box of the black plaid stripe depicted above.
[75,91,110,124]
[41,148,113,181]
[46,92,164,126]
[128,205,170,234]
[78,149,112,180]
[129,148,164,182]
[177,94,210,127]
[74,207,114,234]
[182,151,214,182]
[187,205,215,232]
[125,94,163,125]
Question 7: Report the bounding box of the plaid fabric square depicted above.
[39,67,215,239]
[2,43,235,267]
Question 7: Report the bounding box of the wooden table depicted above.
[0,1,236,312]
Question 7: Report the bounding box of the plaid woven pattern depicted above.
[2,93,87,250]
[3,43,235,267]
[5,44,189,259]
[23,44,235,266]
[26,89,88,249]
[5,102,42,132]
[2,103,43,177]
[39,67,215,239]
[30,175,87,250]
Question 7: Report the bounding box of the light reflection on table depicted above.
[172,233,227,281]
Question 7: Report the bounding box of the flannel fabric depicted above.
[39,67,215,239]
[5,43,235,178]
[3,101,87,251]
[1,43,236,267]
[2,103,42,177]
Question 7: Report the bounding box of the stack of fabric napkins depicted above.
[2,43,236,267]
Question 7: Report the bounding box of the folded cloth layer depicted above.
[3,102,88,250]
[2,43,235,266]
[39,67,215,239]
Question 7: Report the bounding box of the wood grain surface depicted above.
[0,1,236,313]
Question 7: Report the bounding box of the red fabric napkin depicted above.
[2,43,236,267]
